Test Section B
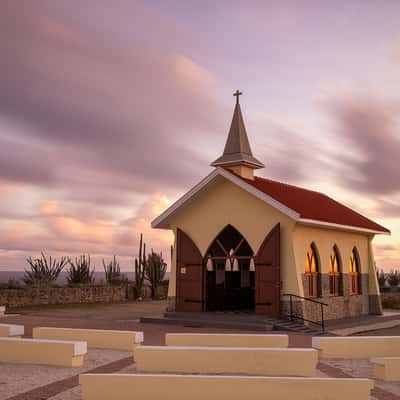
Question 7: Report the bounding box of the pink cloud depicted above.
[0,192,173,270]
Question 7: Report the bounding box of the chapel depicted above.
[152,91,390,321]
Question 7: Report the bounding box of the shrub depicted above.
[387,269,400,288]
[377,269,386,288]
[67,254,95,285]
[145,250,167,299]
[24,252,68,286]
[103,255,126,285]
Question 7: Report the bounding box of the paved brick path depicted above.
[1,314,312,347]
[2,315,399,400]
[318,362,400,400]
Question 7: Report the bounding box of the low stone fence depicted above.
[0,282,169,309]
[0,286,127,308]
[381,290,400,309]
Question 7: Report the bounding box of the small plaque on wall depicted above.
[180,266,187,274]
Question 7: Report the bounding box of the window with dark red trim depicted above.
[305,243,320,298]
[349,247,361,295]
[329,245,342,296]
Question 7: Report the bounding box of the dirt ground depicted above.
[8,300,167,320]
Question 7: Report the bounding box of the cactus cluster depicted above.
[67,254,95,285]
[103,255,125,285]
[24,252,68,286]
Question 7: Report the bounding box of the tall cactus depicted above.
[134,233,146,299]
[145,249,167,299]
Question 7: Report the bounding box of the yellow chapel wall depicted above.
[166,178,298,299]
[292,224,371,280]
[292,224,381,317]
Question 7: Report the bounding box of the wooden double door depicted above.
[175,224,280,317]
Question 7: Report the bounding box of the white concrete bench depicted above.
[135,345,318,376]
[371,357,400,381]
[79,374,373,400]
[312,336,400,358]
[33,327,143,351]
[0,337,87,367]
[165,333,288,348]
[0,323,24,337]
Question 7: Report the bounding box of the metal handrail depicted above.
[281,293,328,332]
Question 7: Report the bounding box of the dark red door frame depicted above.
[176,228,204,312]
[255,223,281,317]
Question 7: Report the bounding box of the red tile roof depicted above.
[241,175,390,234]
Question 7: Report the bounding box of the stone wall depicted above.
[126,283,169,301]
[381,291,400,309]
[299,272,374,321]
[0,286,127,308]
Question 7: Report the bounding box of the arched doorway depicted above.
[204,225,255,312]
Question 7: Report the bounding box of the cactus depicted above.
[145,249,167,299]
[134,233,146,299]
[388,269,400,288]
[24,252,68,286]
[377,269,386,288]
[103,255,125,285]
[67,254,95,285]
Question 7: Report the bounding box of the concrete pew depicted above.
[312,336,400,358]
[0,323,24,337]
[79,374,373,400]
[0,337,87,367]
[135,345,318,376]
[371,357,400,381]
[165,333,288,348]
[33,327,143,351]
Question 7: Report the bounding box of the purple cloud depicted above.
[328,95,400,196]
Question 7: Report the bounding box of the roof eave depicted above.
[211,158,265,169]
[298,218,391,236]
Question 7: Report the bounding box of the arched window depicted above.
[305,243,320,298]
[349,247,361,295]
[329,245,342,296]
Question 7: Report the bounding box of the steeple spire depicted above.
[211,91,264,175]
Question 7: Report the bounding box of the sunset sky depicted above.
[0,1,399,271]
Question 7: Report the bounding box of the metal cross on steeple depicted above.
[233,90,242,104]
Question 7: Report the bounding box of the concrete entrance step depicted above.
[274,319,328,336]
[165,312,276,324]
[141,313,330,335]
[140,313,275,332]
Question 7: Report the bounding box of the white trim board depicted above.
[298,218,390,236]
